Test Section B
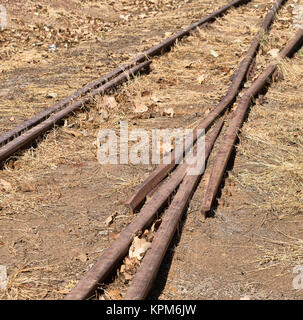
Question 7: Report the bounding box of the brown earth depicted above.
[0,0,303,300]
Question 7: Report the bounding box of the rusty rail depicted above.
[0,0,249,149]
[0,62,142,147]
[125,0,287,212]
[124,120,224,300]
[64,147,191,300]
[201,28,303,217]
[0,61,151,163]
[64,120,223,300]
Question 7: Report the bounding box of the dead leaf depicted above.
[99,109,109,121]
[162,108,174,118]
[58,288,70,295]
[151,94,163,103]
[0,179,12,191]
[19,182,35,192]
[105,212,118,227]
[46,92,58,99]
[122,272,133,282]
[77,113,88,121]
[231,103,238,112]
[124,256,133,268]
[120,14,129,21]
[123,256,140,274]
[184,61,193,69]
[119,256,140,284]
[141,90,151,97]
[120,264,126,273]
[107,289,122,300]
[76,253,87,262]
[268,49,280,58]
[133,102,148,113]
[146,233,154,243]
[197,74,205,84]
[38,290,49,299]
[142,228,154,243]
[129,236,151,260]
[204,107,211,115]
[151,218,162,233]
[113,233,119,240]
[102,95,118,109]
[61,128,82,137]
[210,49,219,57]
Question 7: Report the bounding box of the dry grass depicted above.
[1,0,302,299]
[2,0,245,300]
[234,56,303,217]
[229,3,303,271]
[1,265,57,300]
[252,232,303,273]
[0,0,229,133]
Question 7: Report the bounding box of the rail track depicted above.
[1,0,302,300]
[0,0,249,162]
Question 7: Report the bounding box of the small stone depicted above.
[98,230,108,236]
[49,44,56,51]
[46,92,58,99]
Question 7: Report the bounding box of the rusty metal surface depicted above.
[124,120,224,300]
[0,61,144,148]
[64,141,195,299]
[201,28,303,217]
[0,0,249,149]
[65,120,223,300]
[125,0,285,213]
[0,61,151,163]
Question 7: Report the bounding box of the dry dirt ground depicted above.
[0,0,303,300]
